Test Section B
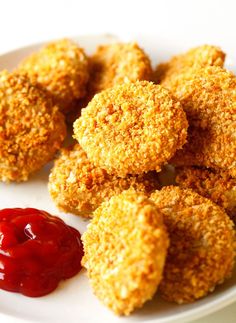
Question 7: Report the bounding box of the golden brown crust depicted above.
[150,186,235,304]
[169,66,236,176]
[89,42,152,93]
[18,39,89,114]
[176,166,236,223]
[82,190,169,315]
[154,45,225,85]
[48,144,160,217]
[67,42,153,123]
[0,70,66,182]
[74,81,188,177]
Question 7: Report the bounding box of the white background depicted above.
[0,0,235,322]
[1,0,236,55]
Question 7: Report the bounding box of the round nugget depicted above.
[48,144,160,217]
[74,81,188,177]
[88,42,152,93]
[0,70,66,182]
[176,166,236,223]
[154,45,225,85]
[170,66,236,176]
[82,190,169,315]
[67,42,153,123]
[18,39,89,114]
[150,186,235,304]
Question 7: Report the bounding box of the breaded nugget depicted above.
[176,166,236,223]
[67,42,153,123]
[0,70,66,182]
[82,190,169,315]
[48,144,160,217]
[88,42,152,93]
[18,39,89,114]
[154,45,225,85]
[150,186,235,304]
[169,66,236,177]
[74,81,188,177]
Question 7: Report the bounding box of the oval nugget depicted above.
[151,186,235,304]
[88,42,152,93]
[68,42,153,123]
[170,66,236,177]
[82,190,169,315]
[0,71,66,182]
[48,144,160,217]
[176,166,236,223]
[74,81,188,177]
[154,45,225,85]
[18,39,89,114]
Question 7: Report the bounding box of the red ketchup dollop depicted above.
[0,208,83,297]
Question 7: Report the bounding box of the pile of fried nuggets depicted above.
[0,38,235,315]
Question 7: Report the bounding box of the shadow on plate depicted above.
[132,268,236,321]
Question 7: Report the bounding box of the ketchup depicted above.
[0,208,83,297]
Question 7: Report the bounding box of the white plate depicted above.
[0,35,235,323]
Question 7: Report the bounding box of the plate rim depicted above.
[0,34,235,323]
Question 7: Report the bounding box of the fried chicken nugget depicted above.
[169,66,236,177]
[18,39,89,114]
[150,186,235,304]
[0,71,66,182]
[82,190,169,315]
[67,42,153,123]
[89,42,152,93]
[176,166,236,223]
[74,81,188,177]
[48,144,160,217]
[154,45,225,85]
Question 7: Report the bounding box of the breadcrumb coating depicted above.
[0,70,66,182]
[68,42,153,123]
[82,190,169,315]
[18,39,89,114]
[154,45,225,85]
[169,66,236,177]
[150,186,235,304]
[176,166,236,223]
[88,42,152,93]
[48,144,160,217]
[74,81,188,177]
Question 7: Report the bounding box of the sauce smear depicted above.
[0,208,83,297]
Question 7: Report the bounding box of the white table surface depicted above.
[0,0,235,322]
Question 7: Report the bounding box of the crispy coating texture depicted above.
[150,186,235,304]
[169,66,236,176]
[176,166,236,223]
[154,45,225,85]
[48,144,160,217]
[68,42,153,123]
[18,39,89,114]
[74,81,188,177]
[88,42,152,93]
[82,190,169,315]
[0,71,66,182]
